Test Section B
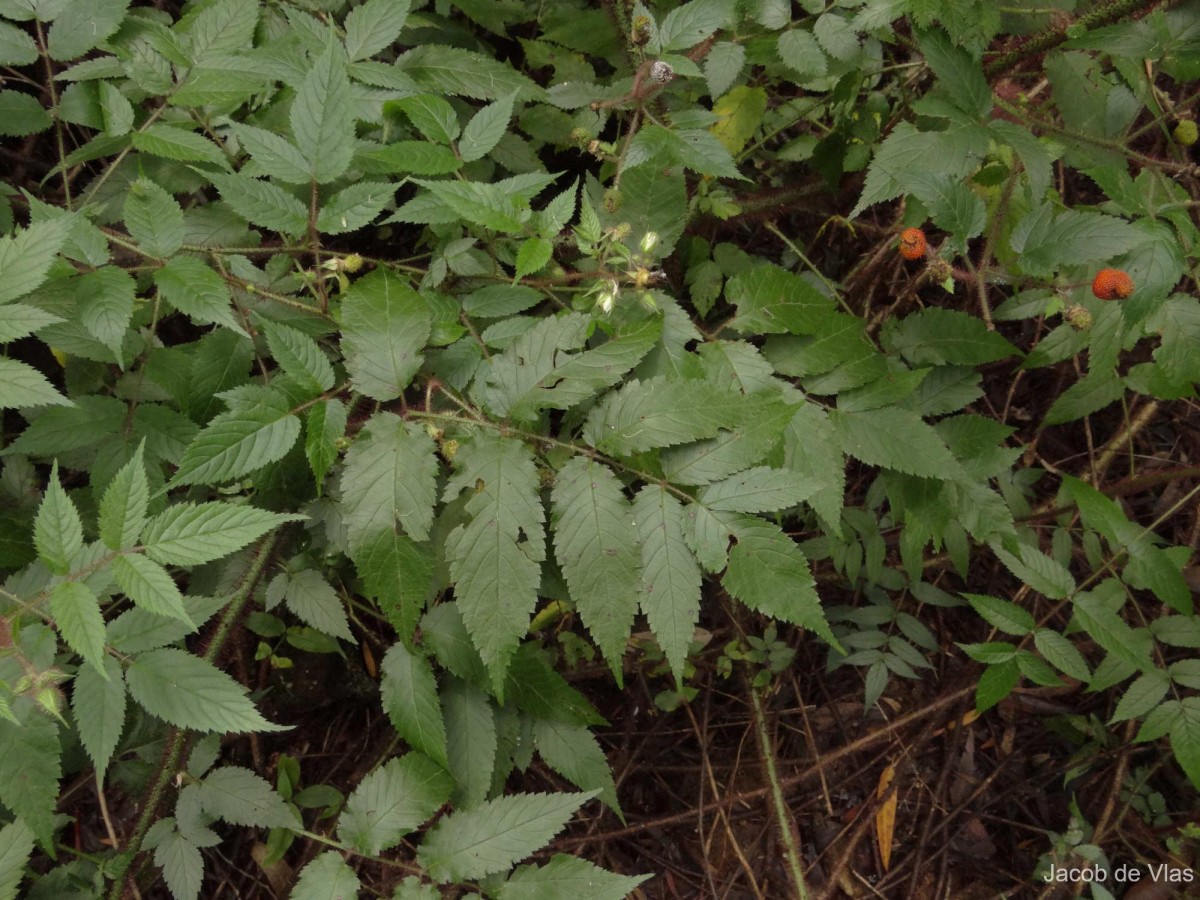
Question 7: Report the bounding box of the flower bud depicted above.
[1065,305,1093,330]
[1174,119,1197,147]
[341,253,364,273]
[639,231,659,255]
[650,61,675,84]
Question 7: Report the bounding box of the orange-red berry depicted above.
[1091,268,1134,300]
[899,227,927,260]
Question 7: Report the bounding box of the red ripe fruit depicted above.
[1091,269,1134,300]
[898,227,927,260]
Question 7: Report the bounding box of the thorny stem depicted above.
[750,686,810,899]
[35,20,69,210]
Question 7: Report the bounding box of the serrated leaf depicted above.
[418,790,597,883]
[304,398,346,493]
[976,660,1020,713]
[153,827,202,900]
[345,0,411,61]
[381,642,448,769]
[459,91,517,163]
[1010,204,1142,277]
[51,581,107,675]
[724,262,837,335]
[98,81,133,136]
[705,40,745,97]
[0,90,51,137]
[120,178,184,259]
[126,648,286,733]
[500,854,651,900]
[341,412,437,553]
[99,443,149,550]
[398,44,540,100]
[723,515,840,649]
[409,179,526,233]
[0,819,35,900]
[292,852,362,900]
[583,377,747,455]
[0,217,73,305]
[133,125,228,167]
[1169,698,1200,790]
[47,0,130,61]
[0,303,65,343]
[228,123,311,184]
[781,404,844,535]
[352,529,433,642]
[358,140,462,175]
[631,486,700,684]
[34,462,81,574]
[1033,628,1091,682]
[443,433,545,695]
[991,542,1075,600]
[852,121,988,218]
[697,466,820,514]
[962,593,1035,636]
[1110,671,1170,724]
[513,236,553,279]
[551,458,641,678]
[112,553,192,624]
[887,308,1018,365]
[171,390,301,486]
[75,265,135,361]
[1043,371,1125,426]
[658,0,731,51]
[338,753,452,855]
[341,268,431,401]
[206,171,308,236]
[476,314,659,424]
[199,767,300,828]
[778,29,826,79]
[141,502,302,566]
[154,255,243,333]
[292,39,354,183]
[1073,588,1154,674]
[0,358,72,410]
[831,407,966,480]
[392,94,461,144]
[660,393,796,485]
[0,21,38,66]
[442,677,496,809]
[263,321,334,395]
[917,27,991,117]
[533,719,620,817]
[71,655,125,776]
[316,181,394,234]
[0,703,61,843]
[280,569,353,642]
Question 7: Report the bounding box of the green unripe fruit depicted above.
[1174,119,1198,147]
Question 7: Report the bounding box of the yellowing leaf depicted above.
[710,85,766,155]
[874,763,897,872]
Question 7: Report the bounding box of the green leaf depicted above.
[1169,698,1200,791]
[1010,204,1142,276]
[0,358,72,410]
[418,790,597,883]
[500,854,651,900]
[725,262,837,335]
[345,0,411,61]
[0,702,62,843]
[51,581,107,675]
[0,217,73,305]
[962,593,1035,636]
[34,462,82,574]
[782,404,844,535]
[1110,671,1170,724]
[153,255,242,333]
[443,433,545,695]
[228,123,311,184]
[206,171,308,236]
[141,502,302,566]
[47,0,131,61]
[442,677,496,808]
[504,645,606,726]
[126,648,286,733]
[583,377,748,456]
[459,92,517,163]
[277,569,353,642]
[625,124,746,181]
[398,44,540,100]
[887,308,1018,365]
[199,767,299,828]
[112,553,192,624]
[778,29,826,79]
[133,125,228,167]
[170,389,301,486]
[340,268,432,401]
[551,458,641,677]
[317,182,394,234]
[409,179,527,233]
[1043,371,1125,426]
[513,236,553,279]
[831,407,966,480]
[1033,628,1091,682]
[1073,588,1154,675]
[533,719,620,817]
[658,0,731,51]
[852,121,988,218]
[0,819,35,900]
[338,753,452,855]
[150,825,202,900]
[991,542,1075,600]
[0,22,39,66]
[711,85,767,155]
[660,393,796,486]
[0,303,65,343]
[723,515,841,649]
[917,27,991,117]
[392,94,461,144]
[76,265,135,361]
[342,412,438,552]
[476,314,659,424]
[292,853,362,900]
[98,81,133,136]
[352,529,433,642]
[976,660,1020,713]
[99,444,149,551]
[262,321,334,395]
[71,655,125,777]
[357,140,462,175]
[700,466,821,514]
[0,90,51,136]
[705,40,745,96]
[291,38,354,183]
[381,642,448,769]
[304,399,346,493]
